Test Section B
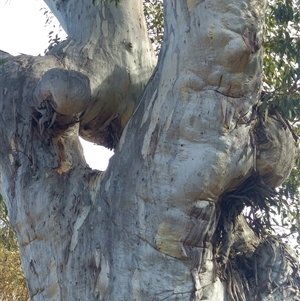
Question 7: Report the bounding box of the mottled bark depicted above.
[0,0,299,301]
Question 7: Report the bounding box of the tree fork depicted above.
[0,0,299,301]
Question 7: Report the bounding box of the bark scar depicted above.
[242,27,259,54]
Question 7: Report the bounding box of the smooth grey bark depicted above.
[0,0,299,301]
[41,0,157,148]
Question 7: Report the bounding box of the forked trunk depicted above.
[0,0,299,300]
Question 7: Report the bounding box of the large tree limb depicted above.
[0,0,299,300]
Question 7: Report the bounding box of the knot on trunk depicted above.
[34,68,91,116]
[254,111,298,187]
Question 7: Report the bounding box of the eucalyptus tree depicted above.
[0,1,299,301]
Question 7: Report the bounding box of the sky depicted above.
[0,0,113,170]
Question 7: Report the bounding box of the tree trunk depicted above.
[0,0,299,301]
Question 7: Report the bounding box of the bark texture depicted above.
[0,0,299,300]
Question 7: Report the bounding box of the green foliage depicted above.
[260,0,300,248]
[262,0,300,121]
[143,0,164,55]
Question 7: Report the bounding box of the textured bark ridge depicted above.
[0,0,299,300]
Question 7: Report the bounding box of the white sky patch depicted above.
[80,138,114,171]
[0,0,53,55]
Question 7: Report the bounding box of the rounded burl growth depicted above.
[34,68,91,116]
[255,113,298,187]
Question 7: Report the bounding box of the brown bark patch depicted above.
[56,137,71,174]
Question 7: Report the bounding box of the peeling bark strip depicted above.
[0,0,300,300]
[178,201,218,300]
[179,201,217,259]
